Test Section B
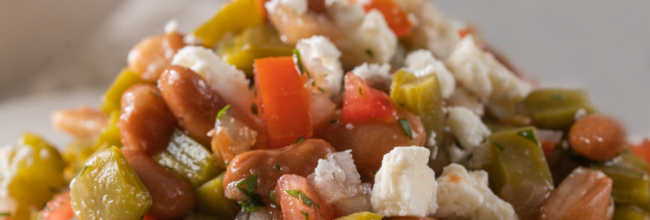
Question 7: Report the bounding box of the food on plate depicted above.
[0,0,645,219]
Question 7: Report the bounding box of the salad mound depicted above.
[0,0,647,220]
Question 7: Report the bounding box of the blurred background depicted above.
[0,0,648,147]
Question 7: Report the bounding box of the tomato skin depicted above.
[254,57,313,148]
[360,0,413,37]
[41,191,74,220]
[541,141,556,157]
[340,73,396,122]
[632,138,650,163]
[274,174,336,220]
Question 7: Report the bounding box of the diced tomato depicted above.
[541,141,556,157]
[41,191,74,220]
[457,27,471,39]
[255,57,313,148]
[341,73,396,122]
[360,0,414,37]
[631,138,650,163]
[255,0,269,21]
[142,214,158,220]
[274,174,336,220]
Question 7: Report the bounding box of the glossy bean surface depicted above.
[119,84,177,155]
[569,114,627,161]
[122,149,196,219]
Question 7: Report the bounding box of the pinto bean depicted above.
[275,174,336,220]
[569,114,627,161]
[223,139,335,204]
[51,106,108,140]
[127,32,186,82]
[122,149,196,219]
[538,167,612,220]
[317,106,426,179]
[118,84,177,155]
[158,65,227,146]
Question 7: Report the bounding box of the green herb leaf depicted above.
[270,190,276,203]
[216,105,231,122]
[273,164,281,171]
[300,191,313,207]
[301,212,310,220]
[286,190,301,199]
[329,119,338,124]
[314,203,320,209]
[365,49,374,58]
[237,172,259,195]
[0,212,11,217]
[296,137,306,145]
[516,129,539,145]
[293,49,312,78]
[318,87,326,94]
[81,165,90,176]
[551,93,563,101]
[241,201,263,212]
[493,142,506,151]
[150,90,161,98]
[398,118,413,139]
[359,87,363,96]
[225,161,230,167]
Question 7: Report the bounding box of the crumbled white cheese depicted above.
[371,147,438,217]
[172,46,253,112]
[447,106,491,151]
[447,144,466,163]
[357,10,397,64]
[427,131,438,148]
[446,36,531,102]
[392,0,461,58]
[297,36,344,99]
[308,150,364,204]
[405,50,456,98]
[434,164,517,220]
[335,8,397,68]
[574,108,588,121]
[351,63,392,83]
[265,0,307,15]
[183,33,204,46]
[0,146,17,214]
[164,19,179,34]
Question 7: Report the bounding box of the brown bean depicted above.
[118,84,177,155]
[122,149,196,219]
[223,139,335,204]
[538,167,612,220]
[159,65,227,146]
[569,114,627,161]
[307,0,326,13]
[316,106,426,180]
[383,217,439,220]
[127,32,186,82]
[51,106,108,140]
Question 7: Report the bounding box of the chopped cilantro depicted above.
[329,119,338,124]
[365,49,374,58]
[551,93,563,101]
[296,137,306,145]
[216,105,231,122]
[314,203,320,209]
[493,142,506,151]
[318,87,326,93]
[0,212,11,217]
[301,212,310,220]
[150,90,161,98]
[286,190,301,199]
[273,164,281,171]
[398,118,413,139]
[81,165,90,176]
[225,161,230,167]
[270,190,276,203]
[359,88,363,96]
[241,201,262,212]
[237,172,259,195]
[300,191,313,207]
[293,49,312,78]
[516,129,539,144]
